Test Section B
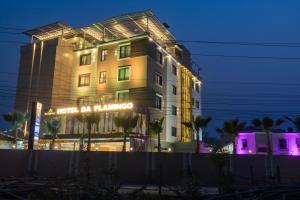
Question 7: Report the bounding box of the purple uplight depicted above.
[236,132,300,156]
[236,132,256,155]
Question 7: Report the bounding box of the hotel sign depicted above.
[45,102,133,115]
[28,101,42,150]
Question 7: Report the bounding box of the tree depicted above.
[206,138,230,194]
[149,117,164,153]
[284,116,300,132]
[75,113,85,151]
[183,116,212,153]
[85,113,100,152]
[114,114,139,152]
[252,117,284,179]
[148,117,164,196]
[216,119,246,179]
[2,111,29,144]
[252,117,284,155]
[44,118,61,150]
[216,119,246,154]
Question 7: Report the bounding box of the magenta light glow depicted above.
[272,133,300,156]
[236,133,256,155]
[236,132,300,156]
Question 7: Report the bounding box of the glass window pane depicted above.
[119,45,130,58]
[118,67,130,81]
[125,68,129,79]
[80,54,91,65]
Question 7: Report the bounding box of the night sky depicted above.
[0,0,300,137]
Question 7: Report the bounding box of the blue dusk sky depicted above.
[0,0,300,136]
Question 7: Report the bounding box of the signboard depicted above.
[45,102,133,116]
[28,101,42,150]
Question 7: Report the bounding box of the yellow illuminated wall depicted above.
[180,67,193,142]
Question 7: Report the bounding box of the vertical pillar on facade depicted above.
[61,28,64,39]
[104,112,107,133]
[102,27,106,42]
[83,32,86,49]
[24,43,37,136]
[146,15,149,33]
[110,112,114,132]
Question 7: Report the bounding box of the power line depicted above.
[0,39,300,61]
[205,81,300,86]
[0,24,300,48]
[0,89,299,110]
[1,73,300,87]
[0,40,26,44]
[0,31,22,35]
[0,26,26,31]
[178,40,300,48]
[192,53,300,60]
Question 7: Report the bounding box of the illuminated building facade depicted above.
[236,132,300,156]
[15,10,202,151]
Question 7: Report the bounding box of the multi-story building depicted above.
[15,10,202,151]
[236,132,300,156]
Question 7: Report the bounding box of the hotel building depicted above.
[15,10,202,151]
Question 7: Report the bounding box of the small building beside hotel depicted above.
[236,132,300,156]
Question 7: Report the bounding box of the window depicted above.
[99,71,106,83]
[172,85,177,95]
[172,65,177,75]
[78,74,90,87]
[119,44,131,59]
[279,139,287,150]
[172,105,177,115]
[118,66,130,81]
[157,51,164,65]
[196,84,200,92]
[80,54,91,65]
[242,139,248,149]
[116,90,129,102]
[171,127,177,137]
[77,96,89,106]
[155,73,163,87]
[156,94,162,110]
[196,100,200,109]
[191,98,194,106]
[100,50,108,61]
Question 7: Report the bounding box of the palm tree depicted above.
[44,118,61,150]
[252,117,284,155]
[216,119,246,177]
[252,117,284,178]
[149,117,164,153]
[284,116,300,132]
[74,113,85,151]
[216,119,246,154]
[2,111,29,144]
[114,114,139,152]
[85,113,100,152]
[206,138,229,194]
[183,116,212,153]
[148,117,164,196]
